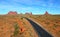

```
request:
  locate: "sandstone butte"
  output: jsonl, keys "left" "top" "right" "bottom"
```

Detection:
{"left": 44, "top": 11, "right": 51, "bottom": 15}
{"left": 8, "top": 11, "right": 17, "bottom": 15}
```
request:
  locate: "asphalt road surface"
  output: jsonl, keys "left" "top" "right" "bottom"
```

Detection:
{"left": 26, "top": 18, "right": 53, "bottom": 37}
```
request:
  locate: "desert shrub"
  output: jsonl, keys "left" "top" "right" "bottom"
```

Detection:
{"left": 21, "top": 17, "right": 23, "bottom": 20}
{"left": 55, "top": 21, "right": 58, "bottom": 23}
{"left": 54, "top": 24, "right": 59, "bottom": 28}
{"left": 21, "top": 17, "right": 23, "bottom": 19}
{"left": 13, "top": 23, "right": 19, "bottom": 36}
{"left": 45, "top": 22, "right": 50, "bottom": 25}
{"left": 58, "top": 31, "right": 60, "bottom": 35}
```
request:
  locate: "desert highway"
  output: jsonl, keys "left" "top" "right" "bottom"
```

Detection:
{"left": 25, "top": 18, "right": 53, "bottom": 37}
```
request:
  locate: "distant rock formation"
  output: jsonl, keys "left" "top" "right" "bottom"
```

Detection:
{"left": 25, "top": 12, "right": 32, "bottom": 15}
{"left": 8, "top": 11, "right": 17, "bottom": 15}
{"left": 45, "top": 11, "right": 50, "bottom": 15}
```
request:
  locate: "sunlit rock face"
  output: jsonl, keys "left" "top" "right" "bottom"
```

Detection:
{"left": 8, "top": 11, "right": 17, "bottom": 15}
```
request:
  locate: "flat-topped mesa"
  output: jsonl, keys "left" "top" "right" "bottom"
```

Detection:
{"left": 8, "top": 11, "right": 17, "bottom": 15}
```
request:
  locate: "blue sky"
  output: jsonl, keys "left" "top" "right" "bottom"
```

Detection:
{"left": 0, "top": 0, "right": 60, "bottom": 14}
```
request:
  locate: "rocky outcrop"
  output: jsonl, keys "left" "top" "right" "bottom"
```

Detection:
{"left": 25, "top": 12, "right": 32, "bottom": 15}
{"left": 8, "top": 11, "right": 17, "bottom": 15}
{"left": 45, "top": 11, "right": 49, "bottom": 15}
